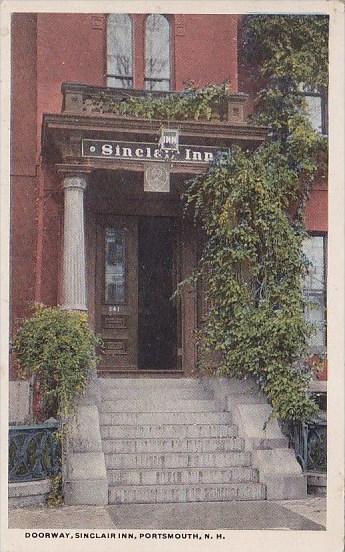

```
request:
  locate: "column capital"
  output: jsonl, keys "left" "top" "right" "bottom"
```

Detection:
{"left": 63, "top": 175, "right": 88, "bottom": 191}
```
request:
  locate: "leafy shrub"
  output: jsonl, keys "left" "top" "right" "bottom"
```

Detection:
{"left": 14, "top": 305, "right": 100, "bottom": 418}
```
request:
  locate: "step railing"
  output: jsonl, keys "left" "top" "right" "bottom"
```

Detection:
{"left": 284, "top": 415, "right": 327, "bottom": 473}
{"left": 9, "top": 422, "right": 61, "bottom": 482}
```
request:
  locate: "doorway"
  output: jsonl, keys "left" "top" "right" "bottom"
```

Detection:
{"left": 138, "top": 217, "right": 178, "bottom": 370}
{"left": 96, "top": 215, "right": 180, "bottom": 373}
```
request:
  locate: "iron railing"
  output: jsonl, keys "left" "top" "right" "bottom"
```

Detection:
{"left": 286, "top": 415, "right": 327, "bottom": 473}
{"left": 9, "top": 423, "right": 61, "bottom": 482}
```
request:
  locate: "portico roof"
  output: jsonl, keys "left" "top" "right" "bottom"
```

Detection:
{"left": 41, "top": 82, "right": 268, "bottom": 175}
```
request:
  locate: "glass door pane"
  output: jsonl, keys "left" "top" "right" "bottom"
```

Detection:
{"left": 105, "top": 227, "right": 126, "bottom": 304}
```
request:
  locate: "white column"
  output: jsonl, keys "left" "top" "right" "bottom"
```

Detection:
{"left": 62, "top": 174, "right": 87, "bottom": 311}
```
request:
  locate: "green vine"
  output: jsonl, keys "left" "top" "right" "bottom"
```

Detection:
{"left": 180, "top": 15, "right": 328, "bottom": 422}
{"left": 85, "top": 82, "right": 231, "bottom": 121}
{"left": 184, "top": 143, "right": 317, "bottom": 422}
{"left": 47, "top": 474, "right": 63, "bottom": 508}
{"left": 14, "top": 305, "right": 101, "bottom": 419}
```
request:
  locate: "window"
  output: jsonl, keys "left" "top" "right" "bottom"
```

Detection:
{"left": 145, "top": 14, "right": 171, "bottom": 91}
{"left": 107, "top": 14, "right": 133, "bottom": 88}
{"left": 300, "top": 85, "right": 328, "bottom": 135}
{"left": 303, "top": 235, "right": 327, "bottom": 354}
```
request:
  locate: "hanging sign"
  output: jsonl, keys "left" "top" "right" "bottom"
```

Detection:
{"left": 158, "top": 128, "right": 179, "bottom": 152}
{"left": 82, "top": 139, "right": 229, "bottom": 164}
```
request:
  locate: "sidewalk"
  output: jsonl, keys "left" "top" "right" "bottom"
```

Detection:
{"left": 9, "top": 497, "right": 326, "bottom": 531}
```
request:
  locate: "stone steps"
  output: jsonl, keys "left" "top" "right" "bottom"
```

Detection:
{"left": 109, "top": 482, "right": 266, "bottom": 504}
{"left": 107, "top": 466, "right": 259, "bottom": 485}
{"left": 102, "top": 437, "right": 244, "bottom": 454}
{"left": 100, "top": 399, "right": 222, "bottom": 413}
{"left": 100, "top": 423, "right": 238, "bottom": 439}
{"left": 98, "top": 377, "right": 266, "bottom": 504}
{"left": 99, "top": 378, "right": 203, "bottom": 388}
{"left": 105, "top": 451, "right": 252, "bottom": 469}
{"left": 100, "top": 411, "right": 232, "bottom": 426}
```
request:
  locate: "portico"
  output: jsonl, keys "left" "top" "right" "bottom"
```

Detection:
{"left": 42, "top": 82, "right": 267, "bottom": 376}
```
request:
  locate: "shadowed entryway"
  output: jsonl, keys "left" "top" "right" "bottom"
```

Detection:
{"left": 138, "top": 217, "right": 179, "bottom": 370}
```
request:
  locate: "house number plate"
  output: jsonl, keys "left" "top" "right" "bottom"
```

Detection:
{"left": 108, "top": 305, "right": 121, "bottom": 313}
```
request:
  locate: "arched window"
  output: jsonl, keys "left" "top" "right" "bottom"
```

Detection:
{"left": 145, "top": 15, "right": 171, "bottom": 91}
{"left": 107, "top": 14, "right": 133, "bottom": 88}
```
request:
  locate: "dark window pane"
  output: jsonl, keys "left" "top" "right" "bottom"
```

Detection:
{"left": 107, "top": 14, "right": 133, "bottom": 89}
{"left": 145, "top": 14, "right": 170, "bottom": 90}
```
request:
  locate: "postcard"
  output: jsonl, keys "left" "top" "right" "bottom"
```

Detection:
{"left": 0, "top": 1, "right": 344, "bottom": 551}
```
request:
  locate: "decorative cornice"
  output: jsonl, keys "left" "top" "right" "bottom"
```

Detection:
{"left": 42, "top": 112, "right": 268, "bottom": 150}
{"left": 55, "top": 158, "right": 208, "bottom": 176}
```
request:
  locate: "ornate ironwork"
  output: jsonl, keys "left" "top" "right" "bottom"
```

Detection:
{"left": 9, "top": 423, "right": 61, "bottom": 482}
{"left": 285, "top": 415, "right": 327, "bottom": 472}
{"left": 306, "top": 418, "right": 327, "bottom": 471}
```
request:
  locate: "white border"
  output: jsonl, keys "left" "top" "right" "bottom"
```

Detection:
{"left": 0, "top": 2, "right": 344, "bottom": 552}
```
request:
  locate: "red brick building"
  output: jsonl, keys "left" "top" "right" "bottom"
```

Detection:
{"left": 11, "top": 13, "right": 327, "bottom": 377}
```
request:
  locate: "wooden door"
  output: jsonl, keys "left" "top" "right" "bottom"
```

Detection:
{"left": 96, "top": 216, "right": 138, "bottom": 372}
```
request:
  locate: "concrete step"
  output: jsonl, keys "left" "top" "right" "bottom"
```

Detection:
{"left": 107, "top": 466, "right": 259, "bottom": 485}
{"left": 101, "top": 423, "right": 238, "bottom": 439}
{"left": 102, "top": 437, "right": 244, "bottom": 454}
{"left": 101, "top": 387, "right": 213, "bottom": 402}
{"left": 307, "top": 472, "right": 326, "bottom": 496}
{"left": 105, "top": 451, "right": 251, "bottom": 469}
{"left": 100, "top": 399, "right": 221, "bottom": 413}
{"left": 209, "top": 377, "right": 262, "bottom": 395}
{"left": 108, "top": 482, "right": 266, "bottom": 504}
{"left": 98, "top": 378, "right": 204, "bottom": 388}
{"left": 98, "top": 380, "right": 213, "bottom": 401}
{"left": 100, "top": 411, "right": 232, "bottom": 426}
{"left": 8, "top": 479, "right": 51, "bottom": 508}
{"left": 101, "top": 388, "right": 212, "bottom": 400}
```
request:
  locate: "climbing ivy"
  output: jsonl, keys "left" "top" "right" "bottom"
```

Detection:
{"left": 184, "top": 144, "right": 317, "bottom": 422}
{"left": 181, "top": 15, "right": 328, "bottom": 422}
{"left": 85, "top": 82, "right": 231, "bottom": 121}
{"left": 244, "top": 15, "right": 328, "bottom": 89}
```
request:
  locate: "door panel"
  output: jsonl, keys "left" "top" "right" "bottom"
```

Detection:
{"left": 96, "top": 217, "right": 138, "bottom": 371}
